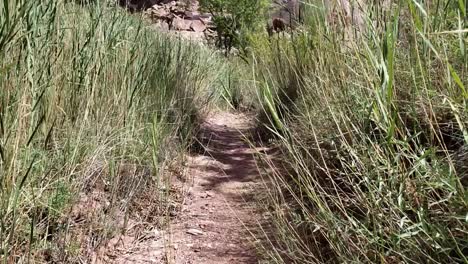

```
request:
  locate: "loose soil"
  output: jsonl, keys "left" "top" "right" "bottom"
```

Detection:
{"left": 168, "top": 111, "right": 263, "bottom": 264}
{"left": 99, "top": 111, "right": 265, "bottom": 263}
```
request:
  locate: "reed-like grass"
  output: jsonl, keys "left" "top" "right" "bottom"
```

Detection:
{"left": 0, "top": 0, "right": 231, "bottom": 261}
{"left": 248, "top": 0, "right": 467, "bottom": 263}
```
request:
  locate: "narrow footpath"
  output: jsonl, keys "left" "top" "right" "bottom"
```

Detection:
{"left": 168, "top": 112, "right": 263, "bottom": 264}
{"left": 101, "top": 112, "right": 265, "bottom": 264}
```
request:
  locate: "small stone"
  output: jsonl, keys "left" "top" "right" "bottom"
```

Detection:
{"left": 200, "top": 192, "right": 214, "bottom": 198}
{"left": 186, "top": 228, "right": 204, "bottom": 236}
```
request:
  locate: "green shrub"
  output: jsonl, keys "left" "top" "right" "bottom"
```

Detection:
{"left": 199, "top": 0, "right": 269, "bottom": 52}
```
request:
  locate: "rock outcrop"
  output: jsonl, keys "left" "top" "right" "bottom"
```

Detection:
{"left": 143, "top": 0, "right": 215, "bottom": 41}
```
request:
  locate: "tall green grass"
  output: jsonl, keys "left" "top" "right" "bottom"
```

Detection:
{"left": 0, "top": 0, "right": 229, "bottom": 261}
{"left": 248, "top": 0, "right": 467, "bottom": 263}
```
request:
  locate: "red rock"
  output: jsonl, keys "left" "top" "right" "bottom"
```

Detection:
{"left": 172, "top": 17, "right": 192, "bottom": 31}
{"left": 190, "top": 19, "right": 206, "bottom": 32}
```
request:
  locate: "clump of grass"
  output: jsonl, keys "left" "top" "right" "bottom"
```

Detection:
{"left": 0, "top": 0, "right": 229, "bottom": 261}
{"left": 248, "top": 0, "right": 467, "bottom": 263}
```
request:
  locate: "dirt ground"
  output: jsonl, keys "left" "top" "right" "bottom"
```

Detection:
{"left": 99, "top": 111, "right": 265, "bottom": 263}
{"left": 168, "top": 112, "right": 264, "bottom": 263}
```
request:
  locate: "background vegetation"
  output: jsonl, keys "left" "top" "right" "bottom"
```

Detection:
{"left": 245, "top": 0, "right": 467, "bottom": 263}
{"left": 1, "top": 0, "right": 466, "bottom": 263}
{"left": 0, "top": 0, "right": 235, "bottom": 261}
{"left": 199, "top": 0, "right": 269, "bottom": 53}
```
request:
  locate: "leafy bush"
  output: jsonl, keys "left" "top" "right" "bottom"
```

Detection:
{"left": 199, "top": 0, "right": 269, "bottom": 52}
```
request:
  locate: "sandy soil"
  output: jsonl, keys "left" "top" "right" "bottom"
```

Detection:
{"left": 167, "top": 112, "right": 262, "bottom": 264}
{"left": 99, "top": 111, "right": 264, "bottom": 264}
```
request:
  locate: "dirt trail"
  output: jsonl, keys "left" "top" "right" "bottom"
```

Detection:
{"left": 167, "top": 111, "right": 263, "bottom": 264}
{"left": 99, "top": 111, "right": 263, "bottom": 263}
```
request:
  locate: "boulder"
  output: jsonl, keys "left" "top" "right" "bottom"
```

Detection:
{"left": 190, "top": 19, "right": 206, "bottom": 32}
{"left": 172, "top": 16, "right": 192, "bottom": 31}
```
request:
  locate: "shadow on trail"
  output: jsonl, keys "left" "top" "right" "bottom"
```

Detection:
{"left": 192, "top": 122, "right": 261, "bottom": 195}
{"left": 177, "top": 113, "right": 278, "bottom": 264}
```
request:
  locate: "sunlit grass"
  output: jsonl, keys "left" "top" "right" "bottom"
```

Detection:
{"left": 247, "top": 0, "right": 467, "bottom": 263}
{"left": 0, "top": 0, "right": 233, "bottom": 261}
